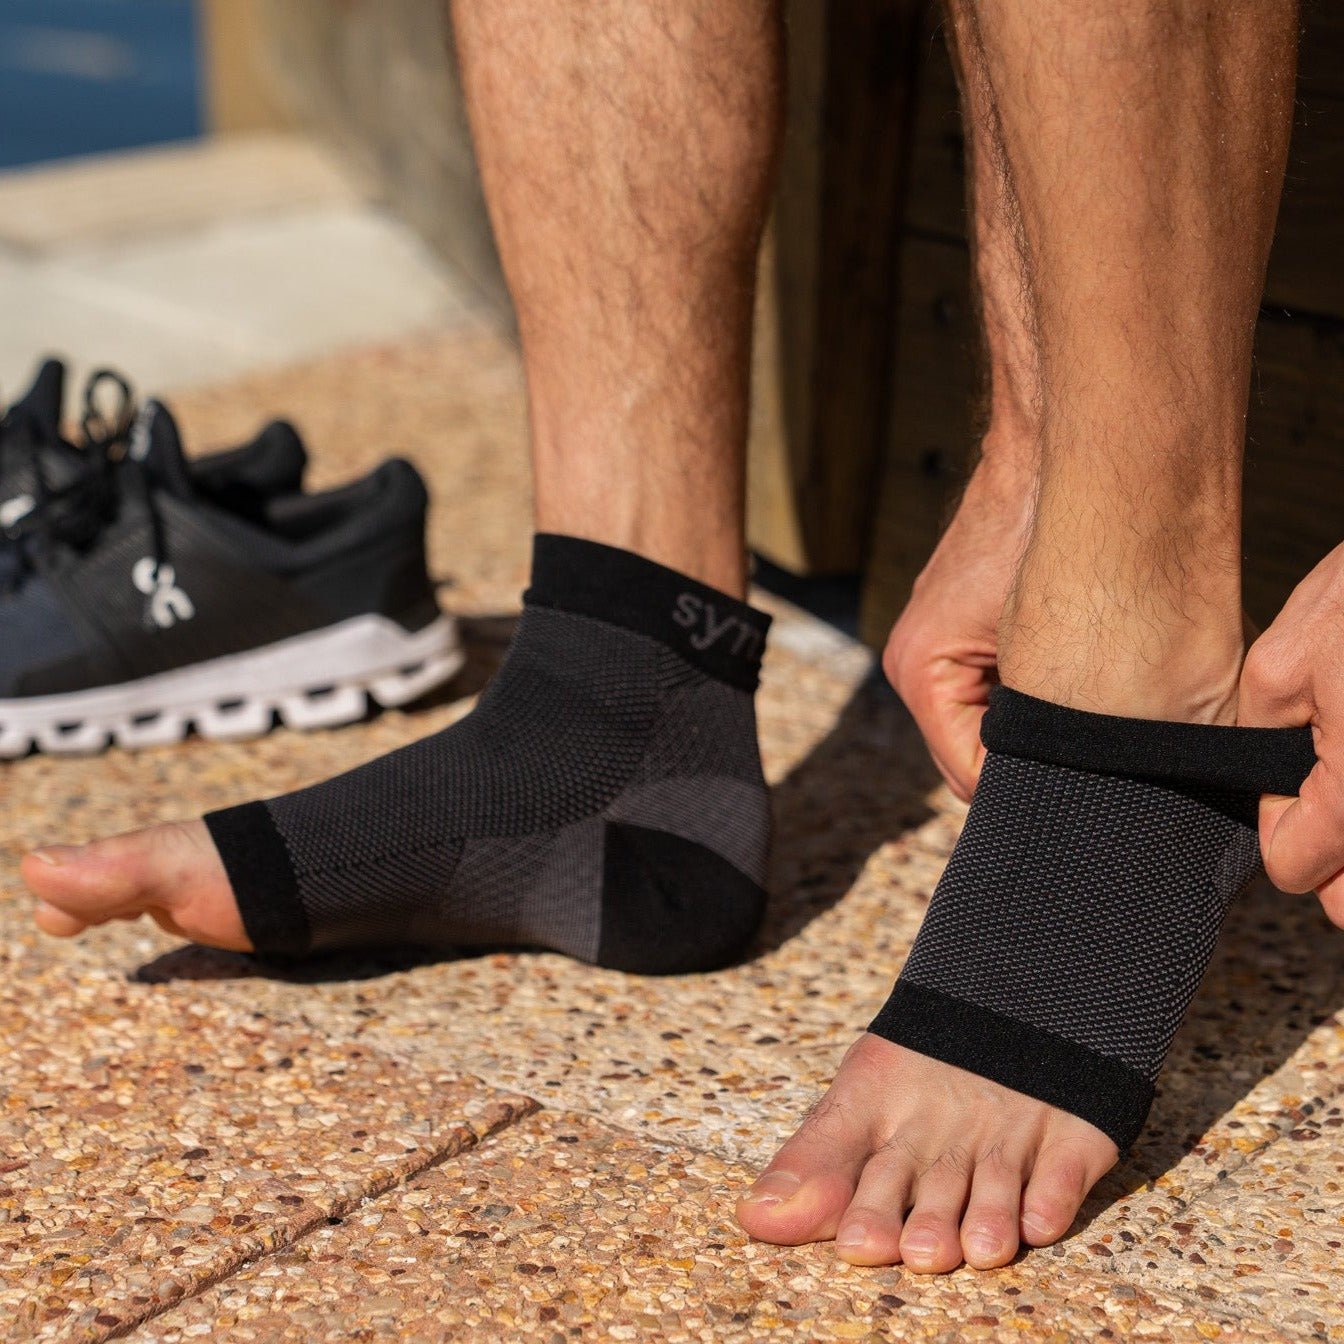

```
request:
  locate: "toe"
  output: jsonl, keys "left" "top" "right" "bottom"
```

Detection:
{"left": 22, "top": 822, "right": 249, "bottom": 950}
{"left": 960, "top": 1148, "right": 1025, "bottom": 1269}
{"left": 22, "top": 836, "right": 149, "bottom": 927}
{"left": 1020, "top": 1128, "right": 1117, "bottom": 1247}
{"left": 834, "top": 1145, "right": 914, "bottom": 1266}
{"left": 32, "top": 899, "right": 91, "bottom": 938}
{"left": 899, "top": 1153, "right": 973, "bottom": 1274}
{"left": 737, "top": 1063, "right": 877, "bottom": 1247}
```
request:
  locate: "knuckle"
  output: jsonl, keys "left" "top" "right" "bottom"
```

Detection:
{"left": 876, "top": 1130, "right": 925, "bottom": 1170}
{"left": 1033, "top": 1142, "right": 1094, "bottom": 1196}
{"left": 977, "top": 1141, "right": 1018, "bottom": 1180}
{"left": 1240, "top": 637, "right": 1298, "bottom": 711}
{"left": 880, "top": 638, "right": 905, "bottom": 694}
{"left": 881, "top": 634, "right": 921, "bottom": 703}
{"left": 798, "top": 1090, "right": 851, "bottom": 1143}
{"left": 1265, "top": 855, "right": 1313, "bottom": 896}
{"left": 928, "top": 1143, "right": 974, "bottom": 1180}
{"left": 1236, "top": 634, "right": 1300, "bottom": 720}
{"left": 902, "top": 1211, "right": 944, "bottom": 1241}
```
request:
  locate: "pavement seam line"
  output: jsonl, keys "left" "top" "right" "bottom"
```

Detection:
{"left": 84, "top": 1090, "right": 541, "bottom": 1344}
{"left": 131, "top": 975, "right": 1344, "bottom": 1321}
{"left": 1026, "top": 1263, "right": 1300, "bottom": 1344}
{"left": 1117, "top": 1064, "right": 1344, "bottom": 1232}
{"left": 118, "top": 1102, "right": 1304, "bottom": 1344}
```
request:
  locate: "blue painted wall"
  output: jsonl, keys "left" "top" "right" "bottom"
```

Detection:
{"left": 0, "top": 0, "right": 201, "bottom": 169}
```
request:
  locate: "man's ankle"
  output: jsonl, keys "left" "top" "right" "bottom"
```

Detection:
{"left": 998, "top": 588, "right": 1244, "bottom": 725}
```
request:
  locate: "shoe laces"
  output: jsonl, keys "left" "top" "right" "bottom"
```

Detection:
{"left": 1, "top": 370, "right": 166, "bottom": 595}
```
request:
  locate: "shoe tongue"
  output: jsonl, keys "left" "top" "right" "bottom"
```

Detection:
{"left": 10, "top": 358, "right": 65, "bottom": 434}
{"left": 127, "top": 399, "right": 195, "bottom": 499}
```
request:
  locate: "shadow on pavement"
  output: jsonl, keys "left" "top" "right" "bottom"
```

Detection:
{"left": 1085, "top": 875, "right": 1344, "bottom": 1221}
{"left": 755, "top": 670, "right": 941, "bottom": 953}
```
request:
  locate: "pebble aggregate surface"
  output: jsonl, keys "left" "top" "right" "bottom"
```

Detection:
{"left": 3, "top": 328, "right": 1343, "bottom": 1341}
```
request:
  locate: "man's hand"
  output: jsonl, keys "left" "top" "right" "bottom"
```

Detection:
{"left": 1239, "top": 543, "right": 1342, "bottom": 924}
{"left": 883, "top": 460, "right": 1033, "bottom": 802}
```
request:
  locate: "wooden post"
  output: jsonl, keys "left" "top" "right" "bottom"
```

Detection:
{"left": 199, "top": 0, "right": 293, "bottom": 134}
{"left": 748, "top": 0, "right": 929, "bottom": 576}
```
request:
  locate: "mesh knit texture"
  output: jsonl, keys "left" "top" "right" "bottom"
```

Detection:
{"left": 869, "top": 688, "right": 1316, "bottom": 1151}
{"left": 204, "top": 537, "right": 772, "bottom": 975}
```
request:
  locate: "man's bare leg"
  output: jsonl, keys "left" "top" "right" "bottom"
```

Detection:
{"left": 882, "top": 0, "right": 1041, "bottom": 802}
{"left": 457, "top": 0, "right": 780, "bottom": 597}
{"left": 20, "top": 0, "right": 783, "bottom": 944}
{"left": 740, "top": 0, "right": 1298, "bottom": 1272}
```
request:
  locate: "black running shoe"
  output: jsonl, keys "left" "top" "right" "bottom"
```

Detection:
{"left": 0, "top": 401, "right": 460, "bottom": 756}
{"left": 0, "top": 359, "right": 307, "bottom": 542}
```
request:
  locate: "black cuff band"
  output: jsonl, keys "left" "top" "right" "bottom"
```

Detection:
{"left": 869, "top": 980, "right": 1152, "bottom": 1152}
{"left": 524, "top": 533, "right": 771, "bottom": 690}
{"left": 203, "top": 802, "right": 310, "bottom": 956}
{"left": 983, "top": 686, "right": 1316, "bottom": 798}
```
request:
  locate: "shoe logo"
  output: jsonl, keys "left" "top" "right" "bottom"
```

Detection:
{"left": 672, "top": 592, "right": 762, "bottom": 658}
{"left": 127, "top": 404, "right": 155, "bottom": 462}
{"left": 132, "top": 557, "right": 195, "bottom": 629}
{"left": 0, "top": 493, "right": 34, "bottom": 530}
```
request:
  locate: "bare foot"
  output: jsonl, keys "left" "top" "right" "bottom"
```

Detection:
{"left": 737, "top": 1033, "right": 1117, "bottom": 1271}
{"left": 22, "top": 821, "right": 250, "bottom": 950}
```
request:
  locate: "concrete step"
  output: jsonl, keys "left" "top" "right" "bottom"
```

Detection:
{"left": 0, "top": 133, "right": 487, "bottom": 397}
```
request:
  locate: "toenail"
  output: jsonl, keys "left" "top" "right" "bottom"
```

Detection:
{"left": 966, "top": 1231, "right": 1002, "bottom": 1259}
{"left": 835, "top": 1223, "right": 868, "bottom": 1249}
{"left": 742, "top": 1171, "right": 802, "bottom": 1206}
{"left": 30, "top": 847, "right": 78, "bottom": 867}
{"left": 1022, "top": 1211, "right": 1054, "bottom": 1239}
{"left": 902, "top": 1230, "right": 939, "bottom": 1256}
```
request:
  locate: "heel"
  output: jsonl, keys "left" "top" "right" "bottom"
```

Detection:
{"left": 597, "top": 821, "right": 767, "bottom": 974}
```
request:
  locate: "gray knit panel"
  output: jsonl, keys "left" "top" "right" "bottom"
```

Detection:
{"left": 605, "top": 777, "right": 771, "bottom": 884}
{"left": 900, "top": 753, "right": 1262, "bottom": 1079}
{"left": 260, "top": 605, "right": 767, "bottom": 961}
{"left": 269, "top": 607, "right": 658, "bottom": 879}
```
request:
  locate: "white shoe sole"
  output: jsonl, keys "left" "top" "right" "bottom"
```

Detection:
{"left": 0, "top": 612, "right": 463, "bottom": 758}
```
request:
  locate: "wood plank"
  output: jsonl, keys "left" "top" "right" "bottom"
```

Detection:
{"left": 199, "top": 0, "right": 293, "bottom": 134}
{"left": 748, "top": 0, "right": 927, "bottom": 575}
{"left": 1243, "top": 312, "right": 1344, "bottom": 627}
{"left": 902, "top": 0, "right": 1344, "bottom": 319}
{"left": 903, "top": 11, "right": 964, "bottom": 244}
{"left": 1267, "top": 91, "right": 1344, "bottom": 317}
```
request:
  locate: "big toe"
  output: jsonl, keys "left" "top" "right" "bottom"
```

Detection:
{"left": 22, "top": 821, "right": 249, "bottom": 950}
{"left": 736, "top": 1100, "right": 870, "bottom": 1246}
{"left": 737, "top": 1165, "right": 859, "bottom": 1246}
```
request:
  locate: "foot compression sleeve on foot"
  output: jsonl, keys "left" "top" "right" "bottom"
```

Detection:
{"left": 203, "top": 534, "right": 773, "bottom": 973}
{"left": 869, "top": 687, "right": 1316, "bottom": 1151}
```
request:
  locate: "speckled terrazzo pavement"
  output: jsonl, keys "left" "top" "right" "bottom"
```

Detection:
{"left": 4, "top": 327, "right": 1344, "bottom": 1341}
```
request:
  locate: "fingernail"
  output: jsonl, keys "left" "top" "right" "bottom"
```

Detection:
{"left": 741, "top": 1171, "right": 802, "bottom": 1206}
{"left": 902, "top": 1231, "right": 939, "bottom": 1256}
{"left": 1021, "top": 1211, "right": 1053, "bottom": 1240}
{"left": 30, "top": 846, "right": 79, "bottom": 867}
{"left": 967, "top": 1231, "right": 1002, "bottom": 1259}
{"left": 835, "top": 1223, "right": 868, "bottom": 1249}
